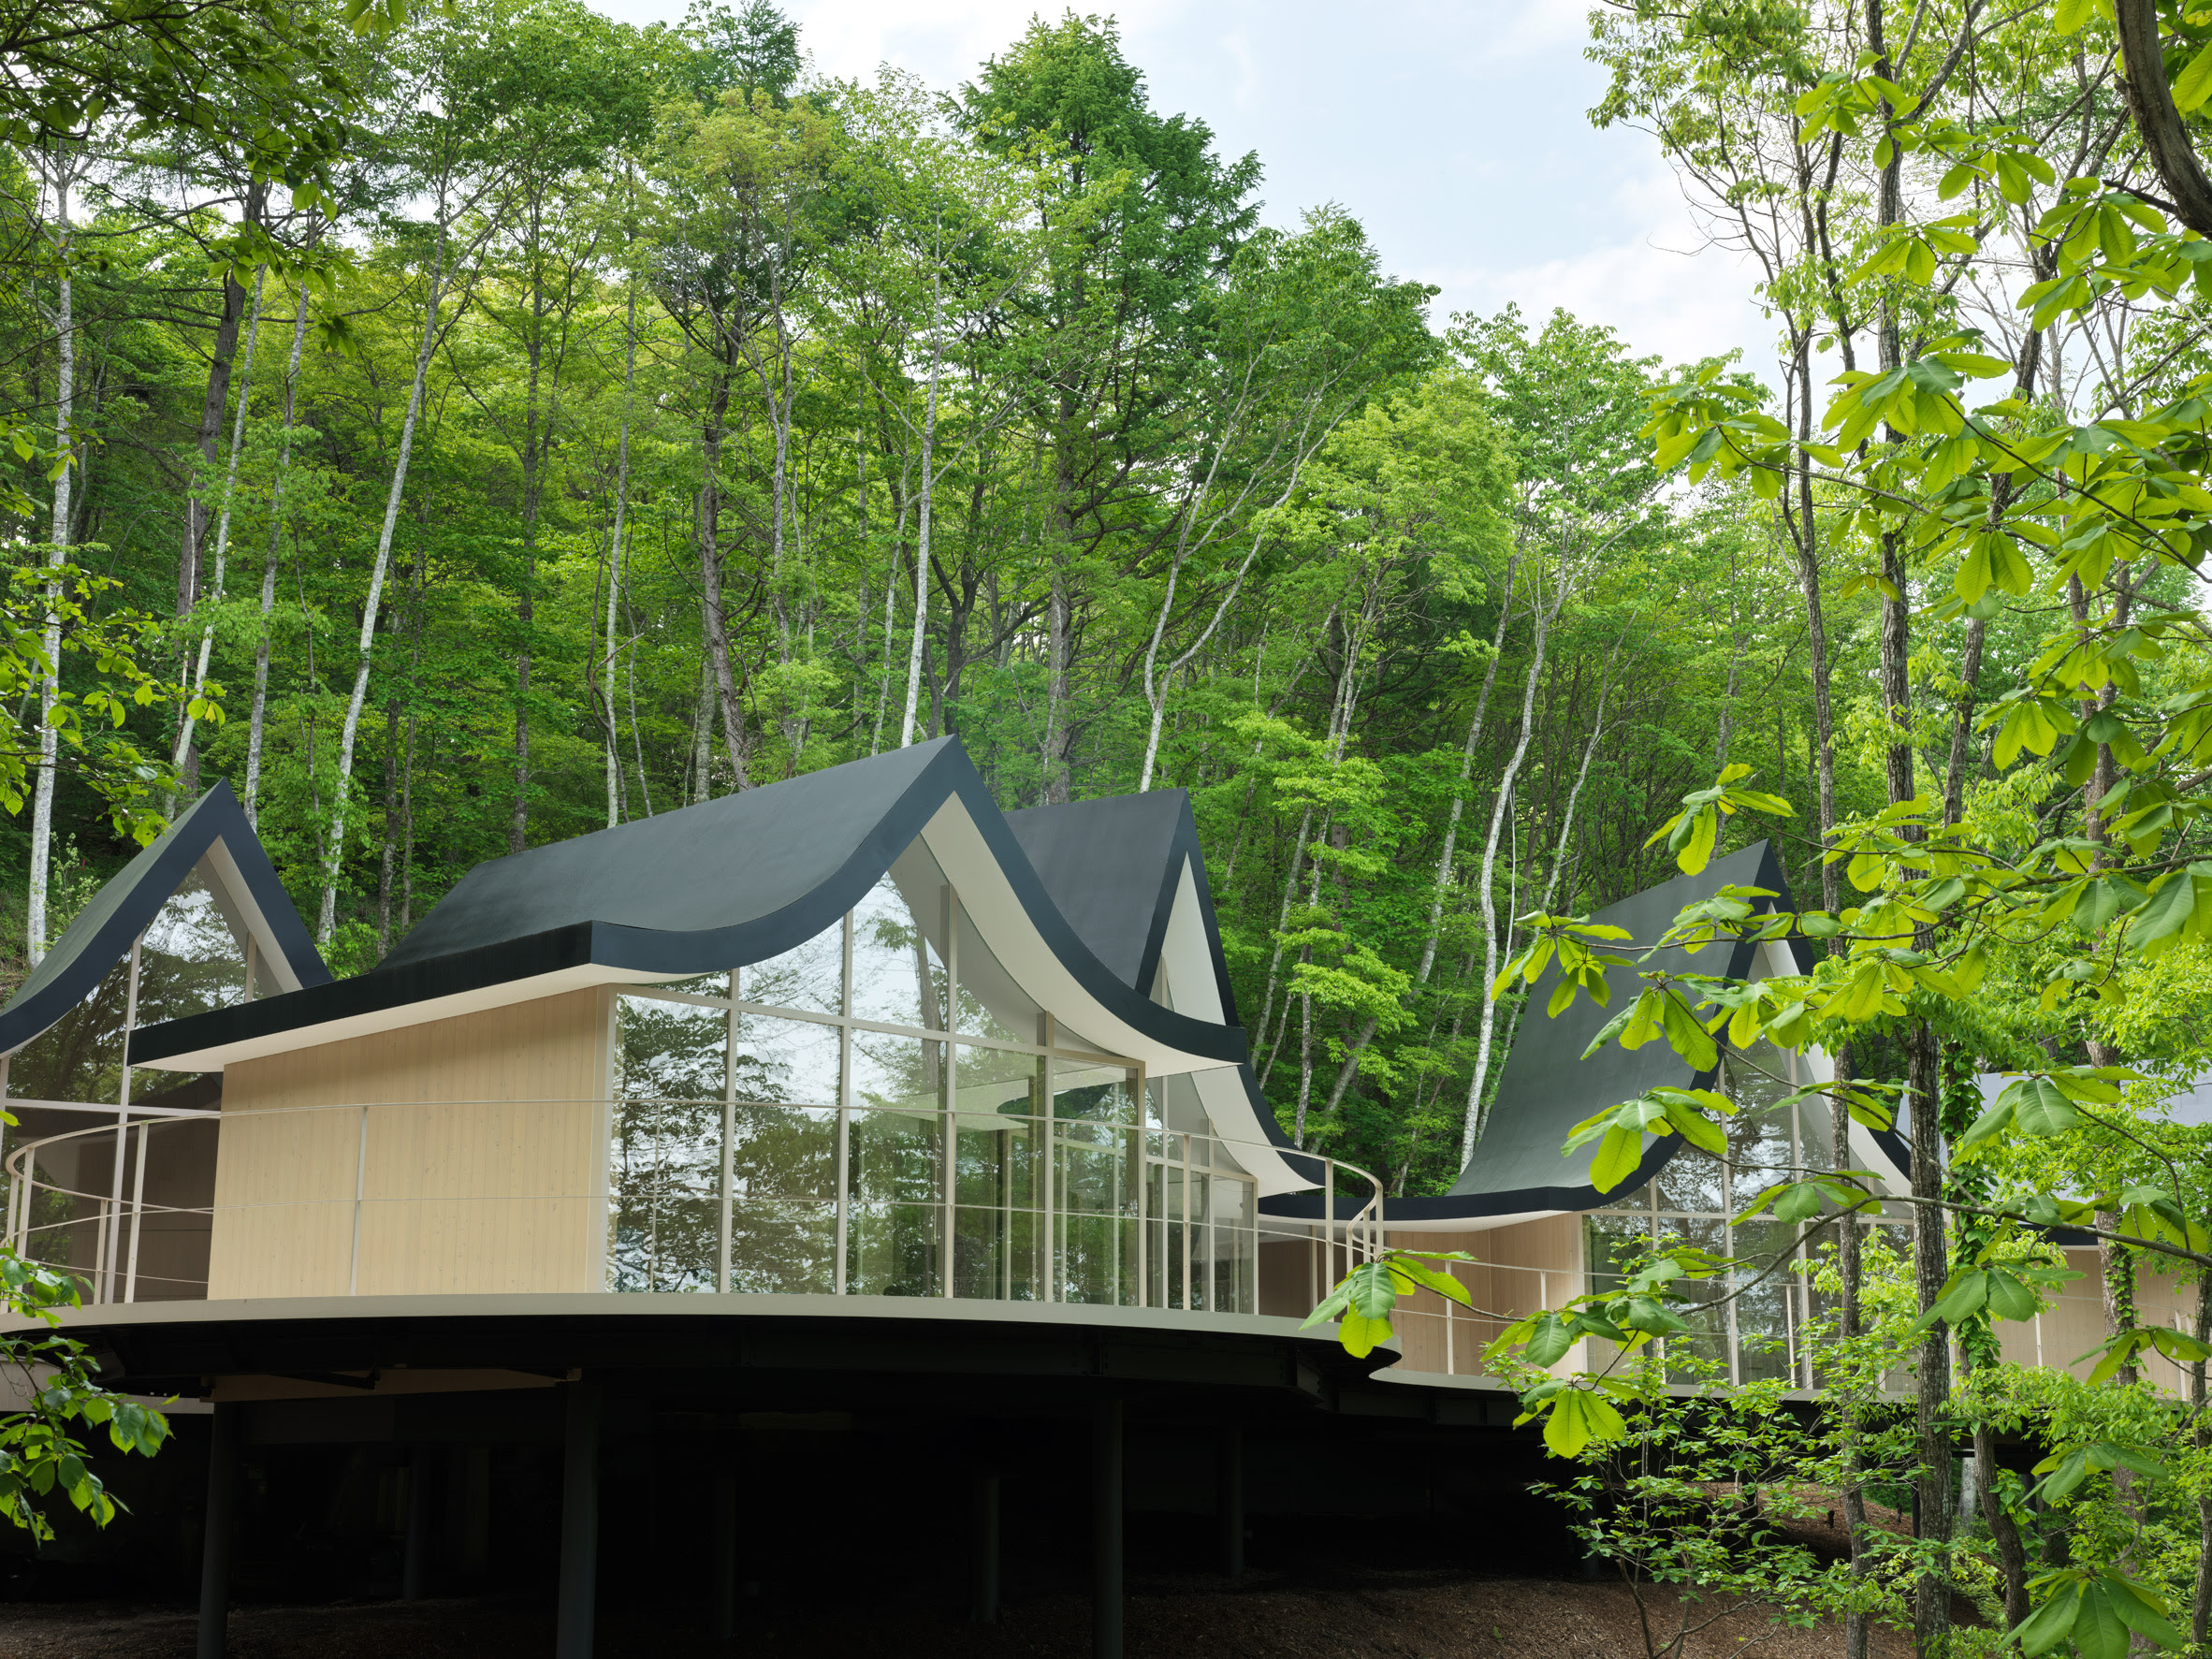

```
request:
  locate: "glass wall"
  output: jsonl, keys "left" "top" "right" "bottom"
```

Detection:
{"left": 3, "top": 861, "right": 266, "bottom": 1302}
{"left": 608, "top": 837, "right": 1259, "bottom": 1312}
{"left": 1583, "top": 1041, "right": 1876, "bottom": 1385}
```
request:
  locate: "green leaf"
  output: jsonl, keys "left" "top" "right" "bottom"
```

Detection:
{"left": 2016, "top": 1078, "right": 2085, "bottom": 1137}
{"left": 2176, "top": 39, "right": 2212, "bottom": 112}
{"left": 1587, "top": 1124, "right": 1645, "bottom": 1194}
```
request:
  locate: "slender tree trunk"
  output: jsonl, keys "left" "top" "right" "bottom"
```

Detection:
{"left": 604, "top": 281, "right": 638, "bottom": 828}
{"left": 1462, "top": 566, "right": 1564, "bottom": 1163}
{"left": 171, "top": 264, "right": 268, "bottom": 800}
{"left": 899, "top": 269, "right": 942, "bottom": 749}
{"left": 317, "top": 232, "right": 450, "bottom": 942}
{"left": 2191, "top": 1267, "right": 2211, "bottom": 1648}
{"left": 28, "top": 165, "right": 74, "bottom": 966}
{"left": 245, "top": 277, "right": 312, "bottom": 828}
{"left": 698, "top": 357, "right": 751, "bottom": 791}
{"left": 177, "top": 184, "right": 268, "bottom": 769}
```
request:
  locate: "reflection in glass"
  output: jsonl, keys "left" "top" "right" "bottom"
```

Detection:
{"left": 616, "top": 996, "right": 725, "bottom": 1102}
{"left": 7, "top": 957, "right": 130, "bottom": 1104}
{"left": 731, "top": 1200, "right": 837, "bottom": 1293}
{"left": 611, "top": 994, "right": 726, "bottom": 1292}
{"left": 847, "top": 1201, "right": 941, "bottom": 1296}
{"left": 134, "top": 871, "right": 253, "bottom": 1026}
{"left": 734, "top": 1013, "right": 839, "bottom": 1109}
{"left": 955, "top": 902, "right": 1041, "bottom": 1044}
{"left": 1655, "top": 1215, "right": 1731, "bottom": 1376}
{"left": 850, "top": 840, "right": 949, "bottom": 1030}
{"left": 741, "top": 923, "right": 842, "bottom": 1016}
{"left": 851, "top": 1031, "right": 943, "bottom": 1114}
{"left": 731, "top": 1102, "right": 837, "bottom": 1201}
{"left": 1654, "top": 1144, "right": 1725, "bottom": 1215}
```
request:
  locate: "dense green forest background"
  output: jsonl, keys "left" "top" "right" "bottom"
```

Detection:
{"left": 0, "top": 2, "right": 1902, "bottom": 1196}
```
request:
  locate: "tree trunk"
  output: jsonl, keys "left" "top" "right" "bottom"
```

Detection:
{"left": 317, "top": 231, "right": 450, "bottom": 943}
{"left": 698, "top": 357, "right": 751, "bottom": 791}
{"left": 899, "top": 269, "right": 942, "bottom": 749}
{"left": 28, "top": 166, "right": 74, "bottom": 967}
{"left": 604, "top": 281, "right": 638, "bottom": 827}
{"left": 172, "top": 264, "right": 268, "bottom": 801}
{"left": 1461, "top": 567, "right": 1563, "bottom": 1164}
{"left": 244, "top": 277, "right": 312, "bottom": 828}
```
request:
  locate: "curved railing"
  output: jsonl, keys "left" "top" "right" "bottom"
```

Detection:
{"left": 1, "top": 1099, "right": 1388, "bottom": 1321}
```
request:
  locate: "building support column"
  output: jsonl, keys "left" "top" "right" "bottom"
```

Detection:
{"left": 709, "top": 1469, "right": 737, "bottom": 1643}
{"left": 556, "top": 1381, "right": 602, "bottom": 1659}
{"left": 968, "top": 1469, "right": 1000, "bottom": 1625}
{"left": 1090, "top": 1397, "right": 1123, "bottom": 1659}
{"left": 196, "top": 1401, "right": 240, "bottom": 1659}
{"left": 403, "top": 1444, "right": 434, "bottom": 1601}
{"left": 1216, "top": 1421, "right": 1244, "bottom": 1579}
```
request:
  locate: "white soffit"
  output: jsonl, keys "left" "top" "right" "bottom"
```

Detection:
{"left": 1157, "top": 856, "right": 1224, "bottom": 1025}
{"left": 201, "top": 837, "right": 308, "bottom": 995}
{"left": 138, "top": 964, "right": 666, "bottom": 1071}
{"left": 921, "top": 801, "right": 1209, "bottom": 1074}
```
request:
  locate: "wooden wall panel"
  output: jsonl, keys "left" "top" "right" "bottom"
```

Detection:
{"left": 1991, "top": 1248, "right": 2197, "bottom": 1391}
{"left": 208, "top": 989, "right": 611, "bottom": 1299}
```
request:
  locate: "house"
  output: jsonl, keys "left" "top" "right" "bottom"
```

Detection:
{"left": 0, "top": 741, "right": 2169, "bottom": 1654}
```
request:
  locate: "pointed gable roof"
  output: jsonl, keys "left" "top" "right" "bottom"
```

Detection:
{"left": 0, "top": 780, "right": 328, "bottom": 1056}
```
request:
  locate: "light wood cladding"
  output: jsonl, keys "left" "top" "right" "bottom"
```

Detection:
{"left": 207, "top": 988, "right": 611, "bottom": 1299}
{"left": 1993, "top": 1247, "right": 2197, "bottom": 1390}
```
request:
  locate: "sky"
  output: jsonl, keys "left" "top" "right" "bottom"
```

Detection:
{"left": 589, "top": 0, "right": 1781, "bottom": 383}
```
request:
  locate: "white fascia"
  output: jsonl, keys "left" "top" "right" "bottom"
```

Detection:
{"left": 925, "top": 811, "right": 1315, "bottom": 1198}
{"left": 201, "top": 837, "right": 312, "bottom": 994}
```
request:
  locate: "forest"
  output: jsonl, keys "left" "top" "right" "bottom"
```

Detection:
{"left": 24, "top": 0, "right": 2212, "bottom": 1650}
{"left": 0, "top": 0, "right": 1824, "bottom": 1200}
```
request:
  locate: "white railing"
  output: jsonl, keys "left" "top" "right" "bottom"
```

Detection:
{"left": 0, "top": 1099, "right": 1388, "bottom": 1324}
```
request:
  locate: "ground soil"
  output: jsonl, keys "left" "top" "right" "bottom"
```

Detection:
{"left": 0, "top": 1569, "right": 1922, "bottom": 1659}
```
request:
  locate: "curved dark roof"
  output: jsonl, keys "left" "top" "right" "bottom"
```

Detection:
{"left": 1, "top": 780, "right": 328, "bottom": 1056}
{"left": 129, "top": 739, "right": 1248, "bottom": 1070}
{"left": 1259, "top": 838, "right": 1871, "bottom": 1225}
{"left": 1005, "top": 789, "right": 1239, "bottom": 1022}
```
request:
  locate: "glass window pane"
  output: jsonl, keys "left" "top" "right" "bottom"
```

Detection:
{"left": 851, "top": 840, "right": 949, "bottom": 1030}
{"left": 1654, "top": 1143, "right": 1724, "bottom": 1215}
{"left": 1052, "top": 1059, "right": 1137, "bottom": 1127}
{"left": 731, "top": 1101, "right": 837, "bottom": 1201}
{"left": 1654, "top": 1216, "right": 1730, "bottom": 1378}
{"left": 741, "top": 922, "right": 842, "bottom": 1017}
{"left": 134, "top": 867, "right": 251, "bottom": 1024}
{"left": 1057, "top": 1213, "right": 1137, "bottom": 1306}
{"left": 7, "top": 956, "right": 130, "bottom": 1104}
{"left": 1731, "top": 1215, "right": 1799, "bottom": 1382}
{"left": 731, "top": 1200, "right": 837, "bottom": 1293}
{"left": 733, "top": 1013, "right": 839, "bottom": 1108}
{"left": 955, "top": 902, "right": 1041, "bottom": 1044}
{"left": 849, "top": 1102, "right": 942, "bottom": 1206}
{"left": 953, "top": 1044, "right": 1041, "bottom": 1124}
{"left": 1056, "top": 1128, "right": 1137, "bottom": 1217}
{"left": 1796, "top": 1096, "right": 1836, "bottom": 1172}
{"left": 953, "top": 1203, "right": 1045, "bottom": 1301}
{"left": 953, "top": 1047, "right": 1041, "bottom": 1212}
{"left": 851, "top": 1031, "right": 943, "bottom": 1114}
{"left": 616, "top": 996, "right": 726, "bottom": 1101}
{"left": 846, "top": 1201, "right": 941, "bottom": 1296}
{"left": 1726, "top": 1106, "right": 1795, "bottom": 1211}
{"left": 607, "top": 1093, "right": 722, "bottom": 1293}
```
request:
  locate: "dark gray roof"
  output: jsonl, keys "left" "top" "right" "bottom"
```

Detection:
{"left": 1259, "top": 839, "right": 1831, "bottom": 1224}
{"left": 381, "top": 739, "right": 948, "bottom": 970}
{"left": 129, "top": 739, "right": 1248, "bottom": 1070}
{"left": 1443, "top": 841, "right": 1792, "bottom": 1207}
{"left": 1004, "top": 789, "right": 1239, "bottom": 1022}
{"left": 0, "top": 780, "right": 328, "bottom": 1055}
